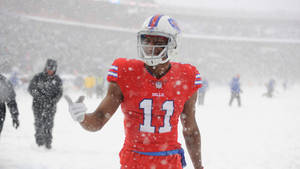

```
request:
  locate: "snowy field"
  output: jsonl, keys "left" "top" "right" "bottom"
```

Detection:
{"left": 0, "top": 85, "right": 299, "bottom": 169}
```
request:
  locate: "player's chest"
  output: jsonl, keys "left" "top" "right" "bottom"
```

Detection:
{"left": 122, "top": 74, "right": 189, "bottom": 102}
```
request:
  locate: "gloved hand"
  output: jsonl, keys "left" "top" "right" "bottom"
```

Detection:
{"left": 12, "top": 118, "right": 19, "bottom": 129}
{"left": 64, "top": 95, "right": 87, "bottom": 122}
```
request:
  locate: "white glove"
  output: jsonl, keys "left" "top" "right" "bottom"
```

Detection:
{"left": 64, "top": 95, "right": 87, "bottom": 122}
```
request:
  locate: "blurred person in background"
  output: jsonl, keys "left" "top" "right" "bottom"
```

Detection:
{"left": 9, "top": 71, "right": 19, "bottom": 89}
{"left": 197, "top": 78, "right": 208, "bottom": 105}
{"left": 28, "top": 59, "right": 63, "bottom": 149}
{"left": 95, "top": 75, "right": 105, "bottom": 98}
{"left": 282, "top": 80, "right": 288, "bottom": 91}
{"left": 73, "top": 75, "right": 84, "bottom": 91}
{"left": 65, "top": 14, "right": 204, "bottom": 169}
{"left": 229, "top": 74, "right": 242, "bottom": 107}
{"left": 263, "top": 78, "right": 276, "bottom": 98}
{"left": 84, "top": 75, "right": 96, "bottom": 98}
{"left": 0, "top": 74, "right": 19, "bottom": 136}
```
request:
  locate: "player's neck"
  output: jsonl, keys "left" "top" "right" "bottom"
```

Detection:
{"left": 145, "top": 62, "right": 171, "bottom": 79}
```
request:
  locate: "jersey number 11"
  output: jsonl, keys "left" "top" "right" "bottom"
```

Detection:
{"left": 139, "top": 99, "right": 174, "bottom": 133}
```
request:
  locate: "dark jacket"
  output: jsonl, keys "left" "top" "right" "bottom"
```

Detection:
{"left": 0, "top": 74, "right": 19, "bottom": 131}
{"left": 28, "top": 60, "right": 63, "bottom": 107}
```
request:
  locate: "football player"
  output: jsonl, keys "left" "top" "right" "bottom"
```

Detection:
{"left": 66, "top": 14, "right": 204, "bottom": 169}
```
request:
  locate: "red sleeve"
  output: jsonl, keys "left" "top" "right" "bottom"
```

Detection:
{"left": 106, "top": 58, "right": 127, "bottom": 83}
{"left": 193, "top": 67, "right": 203, "bottom": 91}
{"left": 186, "top": 64, "right": 203, "bottom": 97}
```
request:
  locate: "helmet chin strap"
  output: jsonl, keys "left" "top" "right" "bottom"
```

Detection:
{"left": 145, "top": 57, "right": 168, "bottom": 66}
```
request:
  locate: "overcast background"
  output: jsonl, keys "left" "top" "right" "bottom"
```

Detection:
{"left": 0, "top": 0, "right": 300, "bottom": 169}
{"left": 158, "top": 0, "right": 300, "bottom": 12}
{"left": 0, "top": 0, "right": 299, "bottom": 85}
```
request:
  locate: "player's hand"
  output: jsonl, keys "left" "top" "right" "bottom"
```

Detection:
{"left": 12, "top": 119, "right": 19, "bottom": 129}
{"left": 64, "top": 95, "right": 87, "bottom": 122}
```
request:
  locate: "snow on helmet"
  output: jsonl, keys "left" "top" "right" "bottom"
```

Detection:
{"left": 137, "top": 14, "right": 181, "bottom": 66}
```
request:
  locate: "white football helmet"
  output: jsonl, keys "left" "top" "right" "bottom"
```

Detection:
{"left": 137, "top": 14, "right": 181, "bottom": 66}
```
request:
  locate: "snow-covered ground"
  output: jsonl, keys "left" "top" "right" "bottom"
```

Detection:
{"left": 0, "top": 85, "right": 299, "bottom": 169}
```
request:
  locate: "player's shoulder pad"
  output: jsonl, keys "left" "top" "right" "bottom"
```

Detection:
{"left": 172, "top": 62, "right": 199, "bottom": 75}
{"left": 112, "top": 58, "right": 140, "bottom": 65}
{"left": 112, "top": 58, "right": 143, "bottom": 69}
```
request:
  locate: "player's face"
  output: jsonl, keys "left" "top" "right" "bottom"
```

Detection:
{"left": 141, "top": 35, "right": 169, "bottom": 56}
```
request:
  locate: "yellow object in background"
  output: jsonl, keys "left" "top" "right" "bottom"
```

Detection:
{"left": 84, "top": 76, "right": 96, "bottom": 89}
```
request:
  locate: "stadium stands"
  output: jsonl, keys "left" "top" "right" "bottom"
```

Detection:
{"left": 1, "top": 0, "right": 299, "bottom": 84}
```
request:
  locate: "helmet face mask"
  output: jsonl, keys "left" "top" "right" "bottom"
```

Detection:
{"left": 137, "top": 15, "right": 181, "bottom": 66}
{"left": 137, "top": 32, "right": 173, "bottom": 66}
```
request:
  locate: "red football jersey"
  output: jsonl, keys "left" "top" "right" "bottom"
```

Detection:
{"left": 107, "top": 58, "right": 202, "bottom": 152}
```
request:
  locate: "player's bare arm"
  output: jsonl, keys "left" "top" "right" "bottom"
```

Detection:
{"left": 181, "top": 91, "right": 203, "bottom": 169}
{"left": 80, "top": 82, "right": 123, "bottom": 131}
